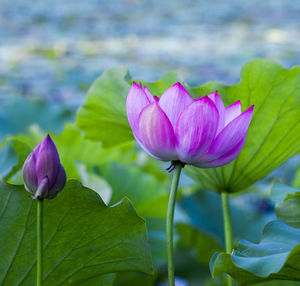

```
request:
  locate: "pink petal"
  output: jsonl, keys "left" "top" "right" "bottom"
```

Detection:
{"left": 35, "top": 135, "right": 60, "bottom": 186}
{"left": 144, "top": 86, "right": 156, "bottom": 103}
{"left": 175, "top": 97, "right": 219, "bottom": 164}
{"left": 207, "top": 91, "right": 225, "bottom": 134}
{"left": 126, "top": 82, "right": 151, "bottom": 137}
{"left": 225, "top": 100, "right": 241, "bottom": 126}
{"left": 159, "top": 82, "right": 192, "bottom": 128}
{"left": 138, "top": 102, "right": 176, "bottom": 161}
{"left": 33, "top": 142, "right": 41, "bottom": 158}
{"left": 32, "top": 176, "right": 49, "bottom": 199}
{"left": 200, "top": 105, "right": 254, "bottom": 163}
{"left": 22, "top": 152, "right": 38, "bottom": 193}
{"left": 48, "top": 164, "right": 66, "bottom": 198}
{"left": 194, "top": 137, "right": 246, "bottom": 168}
{"left": 134, "top": 135, "right": 161, "bottom": 160}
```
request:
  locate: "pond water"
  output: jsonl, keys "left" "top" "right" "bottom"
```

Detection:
{"left": 1, "top": 0, "right": 300, "bottom": 106}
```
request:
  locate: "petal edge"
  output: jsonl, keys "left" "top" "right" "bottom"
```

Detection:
{"left": 159, "top": 82, "right": 193, "bottom": 128}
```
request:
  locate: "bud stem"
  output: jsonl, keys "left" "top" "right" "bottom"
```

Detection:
{"left": 37, "top": 199, "right": 43, "bottom": 286}
{"left": 166, "top": 162, "right": 183, "bottom": 286}
{"left": 221, "top": 192, "right": 234, "bottom": 286}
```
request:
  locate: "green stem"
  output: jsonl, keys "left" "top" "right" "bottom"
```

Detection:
{"left": 221, "top": 192, "right": 234, "bottom": 286}
{"left": 166, "top": 162, "right": 183, "bottom": 286}
{"left": 37, "top": 199, "right": 43, "bottom": 286}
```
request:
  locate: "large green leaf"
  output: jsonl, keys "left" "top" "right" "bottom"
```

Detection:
{"left": 185, "top": 59, "right": 300, "bottom": 193}
{"left": 72, "top": 273, "right": 116, "bottom": 286}
{"left": 97, "top": 162, "right": 170, "bottom": 268}
{"left": 271, "top": 183, "right": 300, "bottom": 229}
{"left": 115, "top": 272, "right": 154, "bottom": 286}
{"left": 210, "top": 220, "right": 300, "bottom": 285}
{"left": 0, "top": 180, "right": 152, "bottom": 285}
{"left": 76, "top": 67, "right": 133, "bottom": 147}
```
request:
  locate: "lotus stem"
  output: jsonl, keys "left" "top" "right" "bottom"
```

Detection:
{"left": 166, "top": 162, "right": 183, "bottom": 286}
{"left": 37, "top": 199, "right": 43, "bottom": 286}
{"left": 221, "top": 192, "right": 234, "bottom": 286}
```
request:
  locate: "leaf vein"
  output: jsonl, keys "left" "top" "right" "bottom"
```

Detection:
{"left": 0, "top": 200, "right": 33, "bottom": 285}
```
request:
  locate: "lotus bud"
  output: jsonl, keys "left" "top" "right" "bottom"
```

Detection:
{"left": 22, "top": 134, "right": 66, "bottom": 199}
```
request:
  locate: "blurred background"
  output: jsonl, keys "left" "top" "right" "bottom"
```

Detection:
{"left": 1, "top": 1, "right": 300, "bottom": 285}
{"left": 1, "top": 0, "right": 300, "bottom": 107}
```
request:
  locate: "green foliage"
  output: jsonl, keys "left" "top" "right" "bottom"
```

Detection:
{"left": 210, "top": 183, "right": 300, "bottom": 285}
{"left": 185, "top": 59, "right": 300, "bottom": 193}
{"left": 11, "top": 124, "right": 135, "bottom": 180}
{"left": 176, "top": 223, "right": 222, "bottom": 264}
{"left": 210, "top": 221, "right": 300, "bottom": 286}
{"left": 115, "top": 272, "right": 154, "bottom": 286}
{"left": 0, "top": 139, "right": 32, "bottom": 181}
{"left": 276, "top": 197, "right": 300, "bottom": 229}
{"left": 271, "top": 183, "right": 300, "bottom": 203}
{"left": 271, "top": 183, "right": 300, "bottom": 229}
{"left": 2, "top": 60, "right": 300, "bottom": 285}
{"left": 0, "top": 180, "right": 152, "bottom": 285}
{"left": 205, "top": 277, "right": 300, "bottom": 286}
{"left": 53, "top": 124, "right": 134, "bottom": 179}
{"left": 99, "top": 163, "right": 169, "bottom": 217}
{"left": 179, "top": 190, "right": 271, "bottom": 243}
{"left": 76, "top": 68, "right": 182, "bottom": 148}
{"left": 0, "top": 97, "right": 73, "bottom": 139}
{"left": 133, "top": 71, "right": 183, "bottom": 97}
{"left": 0, "top": 143, "right": 18, "bottom": 178}
{"left": 76, "top": 60, "right": 300, "bottom": 193}
{"left": 76, "top": 67, "right": 133, "bottom": 147}
{"left": 97, "top": 162, "right": 170, "bottom": 268}
{"left": 293, "top": 167, "right": 300, "bottom": 188}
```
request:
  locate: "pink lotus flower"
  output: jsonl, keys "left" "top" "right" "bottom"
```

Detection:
{"left": 126, "top": 82, "right": 253, "bottom": 168}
